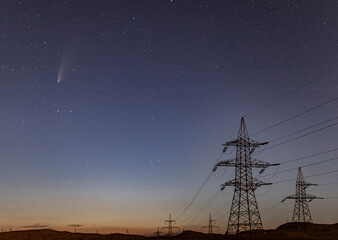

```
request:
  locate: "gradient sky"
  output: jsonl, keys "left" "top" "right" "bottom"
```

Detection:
{"left": 0, "top": 0, "right": 337, "bottom": 235}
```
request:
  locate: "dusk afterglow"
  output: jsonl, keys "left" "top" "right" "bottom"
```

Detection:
{"left": 0, "top": 0, "right": 337, "bottom": 235}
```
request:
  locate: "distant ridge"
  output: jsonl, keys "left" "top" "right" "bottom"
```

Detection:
{"left": 0, "top": 229, "right": 146, "bottom": 240}
{"left": 235, "top": 222, "right": 338, "bottom": 240}
{"left": 0, "top": 223, "right": 337, "bottom": 240}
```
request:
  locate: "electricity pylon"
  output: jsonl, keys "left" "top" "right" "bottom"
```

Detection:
{"left": 213, "top": 117, "right": 279, "bottom": 234}
{"left": 154, "top": 227, "right": 162, "bottom": 237}
{"left": 202, "top": 213, "right": 219, "bottom": 234}
{"left": 162, "top": 214, "right": 179, "bottom": 236}
{"left": 282, "top": 167, "right": 323, "bottom": 223}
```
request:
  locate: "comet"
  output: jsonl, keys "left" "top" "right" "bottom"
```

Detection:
{"left": 57, "top": 75, "right": 61, "bottom": 83}
{"left": 57, "top": 62, "right": 65, "bottom": 83}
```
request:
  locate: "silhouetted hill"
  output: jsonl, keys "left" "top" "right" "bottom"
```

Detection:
{"left": 0, "top": 223, "right": 337, "bottom": 240}
{"left": 0, "top": 229, "right": 145, "bottom": 240}
{"left": 152, "top": 230, "right": 224, "bottom": 240}
{"left": 233, "top": 222, "right": 338, "bottom": 240}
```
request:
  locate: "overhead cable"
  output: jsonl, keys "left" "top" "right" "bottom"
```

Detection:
{"left": 251, "top": 95, "right": 338, "bottom": 136}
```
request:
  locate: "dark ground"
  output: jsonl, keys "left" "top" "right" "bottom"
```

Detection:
{"left": 0, "top": 223, "right": 337, "bottom": 240}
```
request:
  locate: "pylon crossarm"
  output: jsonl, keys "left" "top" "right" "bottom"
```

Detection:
{"left": 251, "top": 158, "right": 280, "bottom": 169}
{"left": 223, "top": 139, "right": 267, "bottom": 147}
{"left": 253, "top": 178, "right": 272, "bottom": 186}
{"left": 251, "top": 182, "right": 272, "bottom": 191}
{"left": 223, "top": 140, "right": 239, "bottom": 146}
{"left": 305, "top": 194, "right": 323, "bottom": 201}
{"left": 281, "top": 195, "right": 297, "bottom": 202}
{"left": 165, "top": 220, "right": 176, "bottom": 224}
{"left": 214, "top": 158, "right": 278, "bottom": 172}
{"left": 224, "top": 138, "right": 251, "bottom": 147}
{"left": 220, "top": 176, "right": 271, "bottom": 191}
{"left": 220, "top": 179, "right": 236, "bottom": 190}
{"left": 303, "top": 181, "right": 318, "bottom": 187}
{"left": 213, "top": 159, "right": 236, "bottom": 171}
{"left": 249, "top": 139, "right": 269, "bottom": 147}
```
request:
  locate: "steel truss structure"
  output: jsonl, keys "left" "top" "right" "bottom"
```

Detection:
{"left": 213, "top": 117, "right": 279, "bottom": 234}
{"left": 162, "top": 214, "right": 179, "bottom": 236}
{"left": 282, "top": 167, "right": 323, "bottom": 223}
{"left": 202, "top": 213, "right": 219, "bottom": 234}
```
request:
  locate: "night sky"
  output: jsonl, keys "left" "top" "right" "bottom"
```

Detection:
{"left": 0, "top": 0, "right": 337, "bottom": 235}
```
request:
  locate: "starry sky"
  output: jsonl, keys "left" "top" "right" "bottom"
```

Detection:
{"left": 0, "top": 0, "right": 337, "bottom": 235}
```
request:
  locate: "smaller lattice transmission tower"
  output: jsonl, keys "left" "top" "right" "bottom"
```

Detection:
{"left": 154, "top": 227, "right": 162, "bottom": 237}
{"left": 162, "top": 214, "right": 179, "bottom": 236}
{"left": 282, "top": 167, "right": 323, "bottom": 223}
{"left": 202, "top": 213, "right": 219, "bottom": 234}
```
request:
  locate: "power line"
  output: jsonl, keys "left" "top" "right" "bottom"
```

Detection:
{"left": 177, "top": 152, "right": 224, "bottom": 221}
{"left": 244, "top": 65, "right": 338, "bottom": 117}
{"left": 256, "top": 184, "right": 274, "bottom": 196}
{"left": 213, "top": 199, "right": 232, "bottom": 218}
{"left": 281, "top": 147, "right": 338, "bottom": 165}
{"left": 261, "top": 202, "right": 282, "bottom": 213}
{"left": 212, "top": 167, "right": 227, "bottom": 178}
{"left": 270, "top": 116, "right": 338, "bottom": 143}
{"left": 303, "top": 169, "right": 338, "bottom": 179}
{"left": 260, "top": 157, "right": 338, "bottom": 178}
{"left": 217, "top": 209, "right": 230, "bottom": 222}
{"left": 251, "top": 95, "right": 338, "bottom": 136}
{"left": 274, "top": 169, "right": 338, "bottom": 184}
{"left": 177, "top": 171, "right": 213, "bottom": 221}
{"left": 258, "top": 165, "right": 281, "bottom": 181}
{"left": 265, "top": 207, "right": 293, "bottom": 222}
{"left": 318, "top": 182, "right": 338, "bottom": 186}
{"left": 256, "top": 121, "right": 338, "bottom": 153}
{"left": 256, "top": 147, "right": 338, "bottom": 178}
{"left": 186, "top": 190, "right": 221, "bottom": 224}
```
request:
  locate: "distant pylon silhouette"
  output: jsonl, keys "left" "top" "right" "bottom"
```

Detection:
{"left": 202, "top": 213, "right": 219, "bottom": 234}
{"left": 213, "top": 117, "right": 279, "bottom": 234}
{"left": 154, "top": 227, "right": 162, "bottom": 237}
{"left": 161, "top": 214, "right": 179, "bottom": 236}
{"left": 282, "top": 167, "right": 323, "bottom": 223}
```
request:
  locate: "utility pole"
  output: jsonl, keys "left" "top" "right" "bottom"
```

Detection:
{"left": 282, "top": 167, "right": 323, "bottom": 223}
{"left": 202, "top": 213, "right": 219, "bottom": 234}
{"left": 162, "top": 214, "right": 179, "bottom": 236}
{"left": 213, "top": 117, "right": 279, "bottom": 234}
{"left": 154, "top": 227, "right": 162, "bottom": 237}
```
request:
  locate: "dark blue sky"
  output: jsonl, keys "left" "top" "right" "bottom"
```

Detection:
{"left": 0, "top": 0, "right": 337, "bottom": 234}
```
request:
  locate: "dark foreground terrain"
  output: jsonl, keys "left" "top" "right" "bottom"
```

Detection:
{"left": 0, "top": 223, "right": 337, "bottom": 240}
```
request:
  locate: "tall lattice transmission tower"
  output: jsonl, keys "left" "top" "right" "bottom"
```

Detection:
{"left": 213, "top": 117, "right": 279, "bottom": 234}
{"left": 202, "top": 213, "right": 219, "bottom": 234}
{"left": 282, "top": 167, "right": 323, "bottom": 223}
{"left": 162, "top": 214, "right": 179, "bottom": 236}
